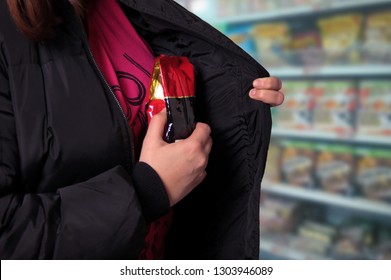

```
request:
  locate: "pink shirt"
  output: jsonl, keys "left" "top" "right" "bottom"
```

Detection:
{"left": 88, "top": 0, "right": 154, "bottom": 157}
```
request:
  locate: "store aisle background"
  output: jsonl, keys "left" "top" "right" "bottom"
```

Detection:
{"left": 174, "top": 0, "right": 391, "bottom": 260}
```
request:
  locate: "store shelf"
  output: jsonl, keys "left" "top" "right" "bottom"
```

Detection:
{"left": 271, "top": 128, "right": 391, "bottom": 146}
{"left": 262, "top": 182, "right": 391, "bottom": 217}
{"left": 212, "top": 0, "right": 391, "bottom": 25}
{"left": 268, "top": 65, "right": 391, "bottom": 78}
{"left": 260, "top": 237, "right": 327, "bottom": 260}
{"left": 354, "top": 135, "right": 391, "bottom": 146}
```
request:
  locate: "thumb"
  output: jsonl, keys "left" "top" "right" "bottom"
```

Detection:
{"left": 145, "top": 109, "right": 167, "bottom": 142}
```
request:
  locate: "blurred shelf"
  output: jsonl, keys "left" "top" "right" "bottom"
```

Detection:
{"left": 354, "top": 134, "right": 391, "bottom": 145}
{"left": 260, "top": 237, "right": 327, "bottom": 260}
{"left": 262, "top": 182, "right": 391, "bottom": 217}
{"left": 268, "top": 65, "right": 391, "bottom": 78}
{"left": 271, "top": 128, "right": 391, "bottom": 146}
{"left": 212, "top": 0, "right": 391, "bottom": 25}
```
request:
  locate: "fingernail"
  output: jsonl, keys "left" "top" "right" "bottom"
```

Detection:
{"left": 249, "top": 89, "right": 256, "bottom": 96}
{"left": 254, "top": 80, "right": 263, "bottom": 87}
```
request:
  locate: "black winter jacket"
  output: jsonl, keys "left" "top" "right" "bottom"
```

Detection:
{"left": 0, "top": 0, "right": 271, "bottom": 259}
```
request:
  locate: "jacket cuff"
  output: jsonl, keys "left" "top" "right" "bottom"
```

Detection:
{"left": 132, "top": 162, "right": 170, "bottom": 223}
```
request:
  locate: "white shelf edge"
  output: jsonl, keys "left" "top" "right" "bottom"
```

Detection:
{"left": 261, "top": 182, "right": 391, "bottom": 217}
{"left": 271, "top": 128, "right": 391, "bottom": 146}
{"left": 268, "top": 65, "right": 391, "bottom": 78}
{"left": 354, "top": 135, "right": 391, "bottom": 145}
{"left": 211, "top": 0, "right": 391, "bottom": 25}
{"left": 260, "top": 238, "right": 327, "bottom": 260}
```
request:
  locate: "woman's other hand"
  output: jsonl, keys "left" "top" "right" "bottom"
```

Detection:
{"left": 139, "top": 110, "right": 212, "bottom": 206}
{"left": 249, "top": 76, "right": 284, "bottom": 106}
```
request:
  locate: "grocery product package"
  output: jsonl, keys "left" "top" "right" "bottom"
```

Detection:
{"left": 250, "top": 22, "right": 291, "bottom": 67}
{"left": 146, "top": 54, "right": 196, "bottom": 143}
{"left": 333, "top": 219, "right": 374, "bottom": 260}
{"left": 279, "top": 140, "right": 315, "bottom": 188}
{"left": 357, "top": 80, "right": 391, "bottom": 137}
{"left": 362, "top": 11, "right": 391, "bottom": 64}
{"left": 314, "top": 143, "right": 355, "bottom": 195}
{"left": 318, "top": 13, "right": 362, "bottom": 65}
{"left": 312, "top": 80, "right": 356, "bottom": 136}
{"left": 296, "top": 220, "right": 336, "bottom": 255}
{"left": 291, "top": 30, "right": 323, "bottom": 67}
{"left": 274, "top": 81, "right": 314, "bottom": 130}
{"left": 260, "top": 196, "right": 299, "bottom": 234}
{"left": 355, "top": 148, "right": 391, "bottom": 203}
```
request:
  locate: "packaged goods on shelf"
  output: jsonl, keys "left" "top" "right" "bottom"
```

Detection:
{"left": 290, "top": 29, "right": 323, "bottom": 67}
{"left": 362, "top": 11, "right": 391, "bottom": 64}
{"left": 250, "top": 22, "right": 291, "bottom": 67}
{"left": 260, "top": 197, "right": 391, "bottom": 259}
{"left": 314, "top": 143, "right": 355, "bottom": 195}
{"left": 287, "top": 17, "right": 324, "bottom": 67}
{"left": 357, "top": 80, "right": 391, "bottom": 137}
{"left": 317, "top": 13, "right": 362, "bottom": 65}
{"left": 280, "top": 140, "right": 315, "bottom": 188}
{"left": 295, "top": 220, "right": 336, "bottom": 255}
{"left": 312, "top": 80, "right": 356, "bottom": 136}
{"left": 333, "top": 219, "right": 374, "bottom": 259}
{"left": 219, "top": 9, "right": 391, "bottom": 68}
{"left": 274, "top": 81, "right": 314, "bottom": 130}
{"left": 355, "top": 147, "right": 391, "bottom": 203}
{"left": 260, "top": 196, "right": 300, "bottom": 233}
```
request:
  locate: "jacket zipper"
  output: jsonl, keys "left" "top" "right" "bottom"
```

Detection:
{"left": 79, "top": 26, "right": 136, "bottom": 167}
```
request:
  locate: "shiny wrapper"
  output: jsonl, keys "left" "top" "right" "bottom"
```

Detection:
{"left": 146, "top": 54, "right": 196, "bottom": 143}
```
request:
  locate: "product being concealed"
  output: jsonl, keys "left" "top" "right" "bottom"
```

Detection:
{"left": 146, "top": 54, "right": 196, "bottom": 142}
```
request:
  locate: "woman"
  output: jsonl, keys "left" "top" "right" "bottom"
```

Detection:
{"left": 0, "top": 0, "right": 284, "bottom": 259}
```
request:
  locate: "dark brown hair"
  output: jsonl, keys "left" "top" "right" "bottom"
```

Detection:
{"left": 7, "top": 0, "right": 90, "bottom": 41}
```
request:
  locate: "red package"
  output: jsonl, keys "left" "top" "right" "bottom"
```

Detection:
{"left": 146, "top": 54, "right": 196, "bottom": 143}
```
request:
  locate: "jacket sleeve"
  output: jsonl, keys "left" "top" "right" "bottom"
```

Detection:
{"left": 0, "top": 43, "right": 169, "bottom": 260}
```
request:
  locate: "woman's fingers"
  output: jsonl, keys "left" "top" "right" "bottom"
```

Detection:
{"left": 249, "top": 88, "right": 284, "bottom": 106}
{"left": 144, "top": 109, "right": 167, "bottom": 143}
{"left": 253, "top": 77, "right": 282, "bottom": 90}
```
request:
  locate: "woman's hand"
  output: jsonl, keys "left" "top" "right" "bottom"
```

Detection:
{"left": 249, "top": 76, "right": 284, "bottom": 106}
{"left": 139, "top": 110, "right": 212, "bottom": 206}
